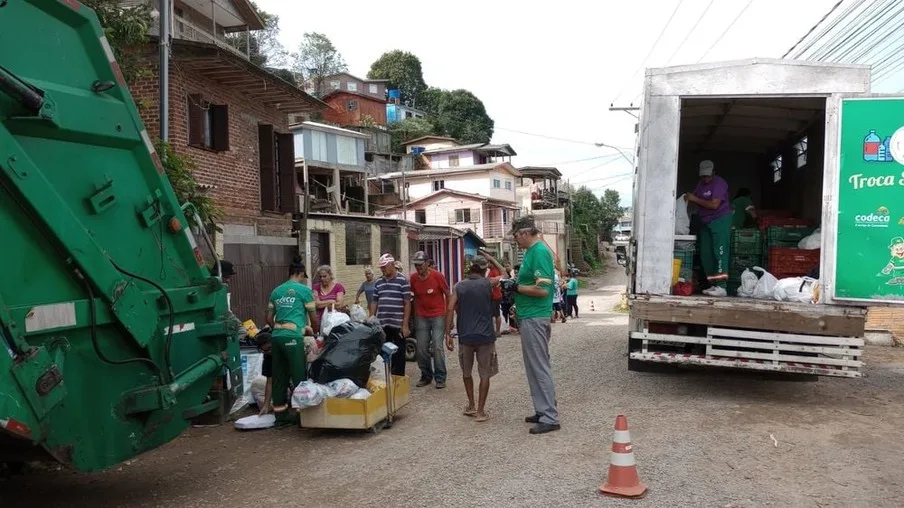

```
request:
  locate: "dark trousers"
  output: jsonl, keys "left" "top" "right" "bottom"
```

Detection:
{"left": 500, "top": 301, "right": 512, "bottom": 325}
{"left": 384, "top": 325, "right": 406, "bottom": 376}
{"left": 566, "top": 295, "right": 579, "bottom": 318}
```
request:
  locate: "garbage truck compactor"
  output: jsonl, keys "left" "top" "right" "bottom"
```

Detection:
{"left": 0, "top": 1, "right": 241, "bottom": 472}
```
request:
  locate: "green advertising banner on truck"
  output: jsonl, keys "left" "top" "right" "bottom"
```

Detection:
{"left": 836, "top": 98, "right": 904, "bottom": 301}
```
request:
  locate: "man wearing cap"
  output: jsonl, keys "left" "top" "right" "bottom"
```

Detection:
{"left": 685, "top": 160, "right": 732, "bottom": 297}
{"left": 510, "top": 215, "right": 561, "bottom": 434}
{"left": 371, "top": 253, "right": 412, "bottom": 376}
{"left": 445, "top": 256, "right": 499, "bottom": 422}
{"left": 410, "top": 251, "right": 451, "bottom": 388}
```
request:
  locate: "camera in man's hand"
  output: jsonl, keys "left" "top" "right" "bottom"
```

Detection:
{"left": 499, "top": 278, "right": 519, "bottom": 296}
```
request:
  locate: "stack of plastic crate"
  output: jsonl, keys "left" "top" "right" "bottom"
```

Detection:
{"left": 728, "top": 228, "right": 763, "bottom": 295}
{"left": 764, "top": 225, "right": 816, "bottom": 267}
{"left": 673, "top": 241, "right": 695, "bottom": 282}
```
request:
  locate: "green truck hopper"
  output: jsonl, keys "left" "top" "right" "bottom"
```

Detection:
{"left": 0, "top": 1, "right": 241, "bottom": 472}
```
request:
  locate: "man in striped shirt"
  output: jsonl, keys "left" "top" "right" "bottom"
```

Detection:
{"left": 370, "top": 253, "right": 411, "bottom": 376}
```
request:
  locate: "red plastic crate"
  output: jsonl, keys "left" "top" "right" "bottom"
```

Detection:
{"left": 757, "top": 209, "right": 792, "bottom": 219}
{"left": 768, "top": 248, "right": 820, "bottom": 277}
{"left": 758, "top": 216, "right": 812, "bottom": 231}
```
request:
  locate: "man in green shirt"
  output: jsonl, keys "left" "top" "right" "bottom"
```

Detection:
{"left": 510, "top": 216, "right": 560, "bottom": 434}
{"left": 731, "top": 188, "right": 757, "bottom": 229}
{"left": 266, "top": 259, "right": 317, "bottom": 427}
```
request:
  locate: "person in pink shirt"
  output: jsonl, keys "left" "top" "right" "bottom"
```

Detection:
{"left": 313, "top": 265, "right": 346, "bottom": 325}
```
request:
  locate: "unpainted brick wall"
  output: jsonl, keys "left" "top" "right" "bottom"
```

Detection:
{"left": 866, "top": 307, "right": 904, "bottom": 340}
{"left": 128, "top": 48, "right": 293, "bottom": 235}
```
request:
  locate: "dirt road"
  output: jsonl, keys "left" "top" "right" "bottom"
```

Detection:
{"left": 4, "top": 268, "right": 904, "bottom": 507}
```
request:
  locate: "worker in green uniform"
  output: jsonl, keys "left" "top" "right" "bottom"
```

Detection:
{"left": 685, "top": 160, "right": 732, "bottom": 297}
{"left": 731, "top": 188, "right": 757, "bottom": 229}
{"left": 266, "top": 258, "right": 317, "bottom": 428}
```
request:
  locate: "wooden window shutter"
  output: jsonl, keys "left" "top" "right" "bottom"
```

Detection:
{"left": 258, "top": 124, "right": 276, "bottom": 211}
{"left": 277, "top": 132, "right": 296, "bottom": 214}
{"left": 212, "top": 104, "right": 230, "bottom": 151}
{"left": 187, "top": 94, "right": 203, "bottom": 146}
{"left": 448, "top": 210, "right": 456, "bottom": 223}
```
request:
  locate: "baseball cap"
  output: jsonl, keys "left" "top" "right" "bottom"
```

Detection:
{"left": 699, "top": 160, "right": 714, "bottom": 176}
{"left": 378, "top": 253, "right": 395, "bottom": 267}
{"left": 470, "top": 256, "right": 488, "bottom": 270}
{"left": 412, "top": 251, "right": 428, "bottom": 265}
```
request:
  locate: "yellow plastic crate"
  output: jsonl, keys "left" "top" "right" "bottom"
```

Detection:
{"left": 299, "top": 375, "right": 410, "bottom": 430}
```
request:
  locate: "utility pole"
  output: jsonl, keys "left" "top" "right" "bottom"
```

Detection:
{"left": 567, "top": 179, "right": 574, "bottom": 265}
{"left": 609, "top": 104, "right": 640, "bottom": 119}
{"left": 158, "top": 0, "right": 170, "bottom": 142}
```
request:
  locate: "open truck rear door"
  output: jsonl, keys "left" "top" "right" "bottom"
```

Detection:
{"left": 822, "top": 94, "right": 904, "bottom": 306}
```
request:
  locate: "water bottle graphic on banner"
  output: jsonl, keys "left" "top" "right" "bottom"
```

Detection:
{"left": 863, "top": 130, "right": 881, "bottom": 161}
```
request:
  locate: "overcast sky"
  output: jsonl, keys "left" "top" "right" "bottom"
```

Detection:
{"left": 253, "top": 0, "right": 891, "bottom": 205}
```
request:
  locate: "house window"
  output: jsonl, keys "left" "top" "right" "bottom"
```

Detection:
{"left": 794, "top": 136, "right": 808, "bottom": 168}
{"left": 347, "top": 100, "right": 358, "bottom": 111}
{"left": 345, "top": 222, "right": 372, "bottom": 265}
{"left": 448, "top": 155, "right": 460, "bottom": 167}
{"left": 492, "top": 179, "right": 501, "bottom": 189}
{"left": 187, "top": 94, "right": 229, "bottom": 151}
{"left": 772, "top": 155, "right": 783, "bottom": 183}
{"left": 502, "top": 209, "right": 510, "bottom": 223}
{"left": 337, "top": 136, "right": 358, "bottom": 165}
{"left": 330, "top": 81, "right": 340, "bottom": 90}
{"left": 432, "top": 180, "right": 445, "bottom": 191}
{"left": 369, "top": 83, "right": 378, "bottom": 94}
{"left": 504, "top": 180, "right": 512, "bottom": 190}
{"left": 310, "top": 130, "right": 328, "bottom": 162}
{"left": 380, "top": 225, "right": 400, "bottom": 258}
{"left": 452, "top": 208, "right": 474, "bottom": 223}
{"left": 405, "top": 111, "right": 413, "bottom": 119}
{"left": 347, "top": 82, "right": 358, "bottom": 92}
{"left": 415, "top": 209, "right": 427, "bottom": 224}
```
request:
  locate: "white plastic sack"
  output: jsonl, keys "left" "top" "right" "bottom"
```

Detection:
{"left": 774, "top": 277, "right": 818, "bottom": 303}
{"left": 291, "top": 380, "right": 331, "bottom": 408}
{"left": 798, "top": 228, "right": 821, "bottom": 250}
{"left": 369, "top": 357, "right": 385, "bottom": 382}
{"left": 350, "top": 388, "right": 371, "bottom": 400}
{"left": 737, "top": 269, "right": 758, "bottom": 298}
{"left": 675, "top": 194, "right": 691, "bottom": 235}
{"left": 752, "top": 267, "right": 778, "bottom": 300}
{"left": 321, "top": 306, "right": 350, "bottom": 337}
{"left": 326, "top": 378, "right": 359, "bottom": 398}
{"left": 234, "top": 414, "right": 275, "bottom": 430}
{"left": 250, "top": 375, "right": 268, "bottom": 408}
{"left": 348, "top": 304, "right": 368, "bottom": 323}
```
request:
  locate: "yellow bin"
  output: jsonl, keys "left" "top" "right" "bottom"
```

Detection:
{"left": 299, "top": 375, "right": 410, "bottom": 431}
{"left": 672, "top": 259, "right": 682, "bottom": 285}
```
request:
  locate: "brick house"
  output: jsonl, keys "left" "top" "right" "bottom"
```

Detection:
{"left": 320, "top": 90, "right": 388, "bottom": 127}
{"left": 126, "top": 0, "right": 325, "bottom": 323}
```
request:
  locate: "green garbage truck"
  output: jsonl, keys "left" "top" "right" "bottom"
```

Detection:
{"left": 0, "top": 1, "right": 241, "bottom": 472}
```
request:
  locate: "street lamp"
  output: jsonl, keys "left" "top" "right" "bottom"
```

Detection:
{"left": 594, "top": 142, "right": 634, "bottom": 165}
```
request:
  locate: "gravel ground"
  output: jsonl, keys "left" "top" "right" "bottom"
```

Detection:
{"left": 4, "top": 267, "right": 904, "bottom": 508}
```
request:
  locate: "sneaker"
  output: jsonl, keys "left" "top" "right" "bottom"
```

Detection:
{"left": 416, "top": 378, "right": 432, "bottom": 387}
{"left": 529, "top": 423, "right": 561, "bottom": 434}
{"left": 525, "top": 413, "right": 542, "bottom": 423}
{"left": 703, "top": 286, "right": 727, "bottom": 297}
{"left": 435, "top": 382, "right": 446, "bottom": 389}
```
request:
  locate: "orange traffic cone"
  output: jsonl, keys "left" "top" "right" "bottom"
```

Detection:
{"left": 599, "top": 414, "right": 647, "bottom": 499}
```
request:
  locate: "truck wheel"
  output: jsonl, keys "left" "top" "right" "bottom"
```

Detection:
{"left": 405, "top": 337, "right": 417, "bottom": 362}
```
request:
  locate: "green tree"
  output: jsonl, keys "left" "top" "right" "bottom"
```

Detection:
{"left": 599, "top": 189, "right": 625, "bottom": 241}
{"left": 422, "top": 89, "right": 494, "bottom": 144}
{"left": 292, "top": 32, "right": 348, "bottom": 97}
{"left": 388, "top": 117, "right": 437, "bottom": 153}
{"left": 569, "top": 186, "right": 624, "bottom": 266}
{"left": 82, "top": 0, "right": 152, "bottom": 83}
{"left": 367, "top": 50, "right": 427, "bottom": 105}
{"left": 155, "top": 141, "right": 222, "bottom": 227}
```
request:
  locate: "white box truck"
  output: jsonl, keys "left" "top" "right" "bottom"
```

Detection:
{"left": 628, "top": 58, "right": 904, "bottom": 378}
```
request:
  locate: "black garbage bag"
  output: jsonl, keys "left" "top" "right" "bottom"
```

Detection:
{"left": 310, "top": 322, "right": 386, "bottom": 387}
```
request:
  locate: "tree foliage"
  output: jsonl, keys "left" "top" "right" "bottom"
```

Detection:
{"left": 570, "top": 186, "right": 624, "bottom": 266}
{"left": 367, "top": 50, "right": 427, "bottom": 105}
{"left": 422, "top": 89, "right": 495, "bottom": 144}
{"left": 155, "top": 141, "right": 222, "bottom": 227}
{"left": 82, "top": 0, "right": 152, "bottom": 84}
{"left": 388, "top": 117, "right": 436, "bottom": 153}
{"left": 293, "top": 32, "right": 348, "bottom": 97}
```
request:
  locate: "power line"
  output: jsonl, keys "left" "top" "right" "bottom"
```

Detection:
{"left": 791, "top": 0, "right": 864, "bottom": 59}
{"left": 610, "top": 0, "right": 687, "bottom": 104}
{"left": 663, "top": 0, "right": 716, "bottom": 66}
{"left": 568, "top": 157, "right": 626, "bottom": 179}
{"left": 830, "top": 1, "right": 904, "bottom": 62}
{"left": 696, "top": 0, "right": 755, "bottom": 63}
{"left": 782, "top": 0, "right": 848, "bottom": 58}
{"left": 815, "top": 0, "right": 895, "bottom": 61}
{"left": 495, "top": 126, "right": 632, "bottom": 150}
{"left": 536, "top": 154, "right": 622, "bottom": 167}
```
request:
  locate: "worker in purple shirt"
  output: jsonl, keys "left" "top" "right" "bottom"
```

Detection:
{"left": 685, "top": 160, "right": 732, "bottom": 297}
